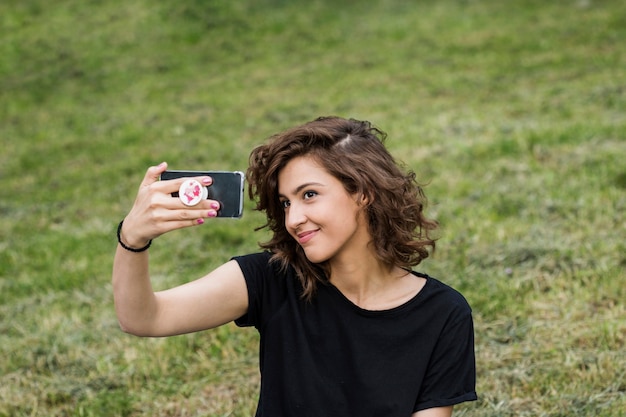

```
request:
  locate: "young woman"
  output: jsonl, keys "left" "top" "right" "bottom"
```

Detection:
{"left": 113, "top": 116, "right": 477, "bottom": 416}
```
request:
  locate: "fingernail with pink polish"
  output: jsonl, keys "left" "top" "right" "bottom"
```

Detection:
{"left": 211, "top": 202, "right": 220, "bottom": 210}
{"left": 197, "top": 218, "right": 205, "bottom": 225}
{"left": 208, "top": 210, "right": 217, "bottom": 218}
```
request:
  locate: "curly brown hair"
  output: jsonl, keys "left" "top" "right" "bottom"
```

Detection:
{"left": 247, "top": 116, "right": 438, "bottom": 300}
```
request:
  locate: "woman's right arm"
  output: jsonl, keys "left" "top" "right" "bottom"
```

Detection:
{"left": 112, "top": 162, "right": 249, "bottom": 337}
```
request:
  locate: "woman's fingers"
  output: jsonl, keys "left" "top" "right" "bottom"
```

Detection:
{"left": 151, "top": 179, "right": 214, "bottom": 209}
{"left": 149, "top": 174, "right": 214, "bottom": 202}
{"left": 140, "top": 162, "right": 169, "bottom": 188}
{"left": 156, "top": 206, "right": 219, "bottom": 223}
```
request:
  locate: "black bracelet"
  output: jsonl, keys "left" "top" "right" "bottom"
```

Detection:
{"left": 117, "top": 220, "right": 152, "bottom": 253}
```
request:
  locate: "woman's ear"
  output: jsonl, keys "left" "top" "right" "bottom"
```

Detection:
{"left": 357, "top": 191, "right": 371, "bottom": 206}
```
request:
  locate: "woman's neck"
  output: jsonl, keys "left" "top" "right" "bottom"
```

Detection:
{"left": 328, "top": 254, "right": 424, "bottom": 310}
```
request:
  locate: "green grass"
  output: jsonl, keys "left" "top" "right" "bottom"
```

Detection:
{"left": 1, "top": 0, "right": 625, "bottom": 415}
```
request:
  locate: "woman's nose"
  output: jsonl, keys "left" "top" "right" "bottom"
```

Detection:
{"left": 285, "top": 203, "right": 306, "bottom": 230}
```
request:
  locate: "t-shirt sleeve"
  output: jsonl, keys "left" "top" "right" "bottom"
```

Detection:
{"left": 414, "top": 301, "right": 477, "bottom": 411}
{"left": 231, "top": 252, "right": 273, "bottom": 329}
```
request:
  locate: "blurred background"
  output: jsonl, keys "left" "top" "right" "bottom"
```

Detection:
{"left": 1, "top": 1, "right": 624, "bottom": 416}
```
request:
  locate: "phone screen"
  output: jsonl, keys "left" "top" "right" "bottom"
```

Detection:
{"left": 160, "top": 170, "right": 245, "bottom": 218}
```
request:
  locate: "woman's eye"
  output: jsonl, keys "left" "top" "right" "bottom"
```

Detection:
{"left": 281, "top": 200, "right": 291, "bottom": 209}
{"left": 303, "top": 191, "right": 317, "bottom": 200}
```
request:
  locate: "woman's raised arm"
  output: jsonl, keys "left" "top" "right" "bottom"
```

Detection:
{"left": 112, "top": 163, "right": 248, "bottom": 337}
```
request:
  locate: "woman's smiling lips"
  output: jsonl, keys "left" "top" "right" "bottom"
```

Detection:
{"left": 296, "top": 229, "right": 318, "bottom": 244}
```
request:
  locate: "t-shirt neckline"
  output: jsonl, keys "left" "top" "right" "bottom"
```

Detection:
{"left": 323, "top": 271, "right": 431, "bottom": 316}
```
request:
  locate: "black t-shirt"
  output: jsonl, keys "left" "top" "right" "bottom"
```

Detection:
{"left": 234, "top": 252, "right": 477, "bottom": 417}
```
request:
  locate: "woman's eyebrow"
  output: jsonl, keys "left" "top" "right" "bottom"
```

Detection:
{"left": 278, "top": 182, "right": 324, "bottom": 198}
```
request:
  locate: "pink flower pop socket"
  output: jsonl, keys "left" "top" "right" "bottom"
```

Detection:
{"left": 178, "top": 179, "right": 208, "bottom": 206}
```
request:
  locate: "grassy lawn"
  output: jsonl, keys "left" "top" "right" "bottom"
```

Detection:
{"left": 1, "top": 0, "right": 624, "bottom": 415}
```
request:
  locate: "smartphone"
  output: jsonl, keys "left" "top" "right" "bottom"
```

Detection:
{"left": 160, "top": 170, "right": 245, "bottom": 218}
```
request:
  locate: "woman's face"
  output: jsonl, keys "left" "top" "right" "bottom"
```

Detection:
{"left": 277, "top": 155, "right": 371, "bottom": 264}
